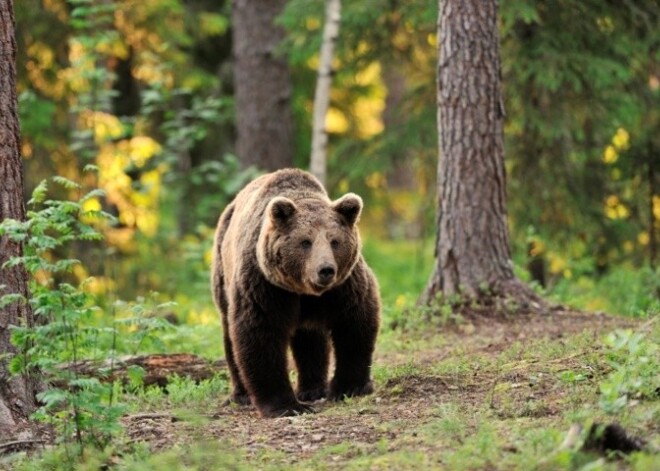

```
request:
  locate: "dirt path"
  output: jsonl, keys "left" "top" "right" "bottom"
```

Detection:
{"left": 122, "top": 310, "right": 638, "bottom": 467}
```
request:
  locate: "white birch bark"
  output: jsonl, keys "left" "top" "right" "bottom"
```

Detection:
{"left": 310, "top": 0, "right": 341, "bottom": 186}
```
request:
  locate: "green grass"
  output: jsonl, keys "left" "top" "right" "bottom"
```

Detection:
{"left": 362, "top": 237, "right": 433, "bottom": 308}
{"left": 11, "top": 318, "right": 659, "bottom": 470}
{"left": 549, "top": 265, "right": 660, "bottom": 316}
{"left": 96, "top": 239, "right": 657, "bottom": 361}
{"left": 8, "top": 239, "right": 660, "bottom": 470}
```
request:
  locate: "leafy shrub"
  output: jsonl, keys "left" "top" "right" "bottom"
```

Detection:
{"left": 0, "top": 177, "right": 126, "bottom": 452}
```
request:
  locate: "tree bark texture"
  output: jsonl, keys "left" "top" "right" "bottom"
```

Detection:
{"left": 421, "top": 0, "right": 526, "bottom": 303}
{"left": 0, "top": 0, "right": 38, "bottom": 428}
{"left": 310, "top": 0, "right": 341, "bottom": 186}
{"left": 232, "top": 0, "right": 295, "bottom": 171}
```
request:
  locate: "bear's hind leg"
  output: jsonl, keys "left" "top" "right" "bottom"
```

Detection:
{"left": 292, "top": 328, "right": 329, "bottom": 402}
{"left": 222, "top": 319, "right": 250, "bottom": 405}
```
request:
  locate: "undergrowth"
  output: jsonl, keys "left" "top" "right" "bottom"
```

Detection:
{"left": 3, "top": 195, "right": 659, "bottom": 470}
{"left": 0, "top": 176, "right": 174, "bottom": 461}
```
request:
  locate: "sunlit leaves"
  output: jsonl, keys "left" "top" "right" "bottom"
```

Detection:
{"left": 502, "top": 0, "right": 659, "bottom": 272}
{"left": 198, "top": 12, "right": 228, "bottom": 36}
{"left": 69, "top": 0, "right": 117, "bottom": 30}
{"left": 602, "top": 146, "right": 618, "bottom": 164}
{"left": 604, "top": 195, "right": 630, "bottom": 220}
{"left": 29, "top": 180, "right": 49, "bottom": 205}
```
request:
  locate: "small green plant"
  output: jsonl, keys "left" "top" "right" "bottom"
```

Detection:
{"left": 388, "top": 292, "right": 464, "bottom": 332}
{"left": 113, "top": 295, "right": 177, "bottom": 355}
{"left": 165, "top": 374, "right": 228, "bottom": 408}
{"left": 0, "top": 177, "right": 127, "bottom": 454}
{"left": 598, "top": 328, "right": 659, "bottom": 414}
{"left": 559, "top": 370, "right": 589, "bottom": 385}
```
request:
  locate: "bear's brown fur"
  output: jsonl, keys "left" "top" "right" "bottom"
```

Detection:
{"left": 211, "top": 168, "right": 380, "bottom": 418}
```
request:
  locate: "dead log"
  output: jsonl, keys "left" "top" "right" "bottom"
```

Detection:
{"left": 53, "top": 353, "right": 227, "bottom": 388}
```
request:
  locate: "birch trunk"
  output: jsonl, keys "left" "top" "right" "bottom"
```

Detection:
{"left": 310, "top": 0, "right": 341, "bottom": 186}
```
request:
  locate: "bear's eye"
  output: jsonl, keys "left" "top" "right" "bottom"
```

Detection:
{"left": 301, "top": 239, "right": 313, "bottom": 249}
{"left": 331, "top": 239, "right": 340, "bottom": 249}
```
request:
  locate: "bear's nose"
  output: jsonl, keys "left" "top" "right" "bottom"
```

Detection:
{"left": 317, "top": 265, "right": 336, "bottom": 285}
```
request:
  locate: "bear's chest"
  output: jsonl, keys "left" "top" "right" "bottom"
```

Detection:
{"left": 298, "top": 294, "right": 334, "bottom": 329}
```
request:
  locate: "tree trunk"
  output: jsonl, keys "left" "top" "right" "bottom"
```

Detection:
{"left": 420, "top": 0, "right": 538, "bottom": 307}
{"left": 0, "top": 0, "right": 39, "bottom": 428}
{"left": 232, "top": 0, "right": 295, "bottom": 171}
{"left": 310, "top": 0, "right": 341, "bottom": 186}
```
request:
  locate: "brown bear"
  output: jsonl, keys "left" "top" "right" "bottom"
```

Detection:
{"left": 211, "top": 168, "right": 380, "bottom": 418}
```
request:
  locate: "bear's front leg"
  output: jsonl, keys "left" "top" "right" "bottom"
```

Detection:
{"left": 292, "top": 328, "right": 329, "bottom": 402}
{"left": 231, "top": 300, "right": 315, "bottom": 418}
{"left": 328, "top": 269, "right": 380, "bottom": 401}
{"left": 328, "top": 323, "right": 377, "bottom": 401}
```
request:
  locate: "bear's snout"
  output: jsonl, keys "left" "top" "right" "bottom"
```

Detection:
{"left": 316, "top": 264, "right": 337, "bottom": 286}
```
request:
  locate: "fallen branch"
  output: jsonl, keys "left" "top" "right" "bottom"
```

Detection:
{"left": 0, "top": 439, "right": 46, "bottom": 454}
{"left": 54, "top": 353, "right": 226, "bottom": 388}
{"left": 124, "top": 413, "right": 177, "bottom": 421}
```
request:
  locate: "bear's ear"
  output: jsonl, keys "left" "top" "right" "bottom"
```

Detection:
{"left": 333, "top": 193, "right": 363, "bottom": 226}
{"left": 268, "top": 197, "right": 297, "bottom": 226}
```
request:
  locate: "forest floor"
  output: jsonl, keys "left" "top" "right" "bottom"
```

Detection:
{"left": 111, "top": 309, "right": 658, "bottom": 470}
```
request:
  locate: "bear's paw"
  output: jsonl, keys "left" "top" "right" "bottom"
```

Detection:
{"left": 261, "top": 400, "right": 317, "bottom": 418}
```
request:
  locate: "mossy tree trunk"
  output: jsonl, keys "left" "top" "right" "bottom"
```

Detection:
{"left": 0, "top": 0, "right": 39, "bottom": 428}
{"left": 420, "top": 0, "right": 539, "bottom": 309}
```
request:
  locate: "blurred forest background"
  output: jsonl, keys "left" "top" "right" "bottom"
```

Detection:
{"left": 14, "top": 0, "right": 659, "bottom": 320}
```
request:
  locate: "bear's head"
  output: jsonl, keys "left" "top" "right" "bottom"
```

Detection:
{"left": 257, "top": 194, "right": 363, "bottom": 295}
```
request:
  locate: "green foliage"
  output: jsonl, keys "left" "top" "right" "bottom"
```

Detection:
{"left": 123, "top": 373, "right": 229, "bottom": 414}
{"left": 549, "top": 265, "right": 660, "bottom": 315}
{"left": 142, "top": 88, "right": 232, "bottom": 168}
{"left": 0, "top": 177, "right": 123, "bottom": 452}
{"left": 361, "top": 237, "right": 431, "bottom": 305}
{"left": 18, "top": 91, "right": 57, "bottom": 147}
{"left": 598, "top": 328, "right": 660, "bottom": 414}
{"left": 389, "top": 292, "right": 463, "bottom": 333}
{"left": 17, "top": 0, "right": 659, "bottom": 307}
{"left": 118, "top": 442, "right": 247, "bottom": 471}
{"left": 112, "top": 296, "right": 177, "bottom": 354}
{"left": 8, "top": 1, "right": 660, "bottom": 467}
{"left": 501, "top": 1, "right": 659, "bottom": 272}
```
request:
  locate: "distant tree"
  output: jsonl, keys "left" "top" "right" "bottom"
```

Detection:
{"left": 232, "top": 0, "right": 295, "bottom": 170}
{"left": 0, "top": 0, "right": 39, "bottom": 428}
{"left": 310, "top": 0, "right": 341, "bottom": 186}
{"left": 420, "top": 0, "right": 539, "bottom": 308}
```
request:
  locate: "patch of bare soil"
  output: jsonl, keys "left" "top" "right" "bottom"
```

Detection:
{"left": 120, "top": 309, "right": 635, "bottom": 464}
